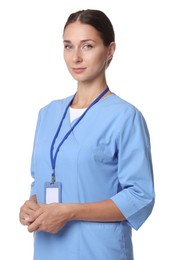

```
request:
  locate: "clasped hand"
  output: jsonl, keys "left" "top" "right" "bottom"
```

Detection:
{"left": 19, "top": 200, "right": 69, "bottom": 234}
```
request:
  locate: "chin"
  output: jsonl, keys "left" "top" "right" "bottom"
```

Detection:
{"left": 71, "top": 74, "right": 87, "bottom": 82}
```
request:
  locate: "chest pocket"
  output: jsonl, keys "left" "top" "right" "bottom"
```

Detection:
{"left": 93, "top": 145, "right": 118, "bottom": 165}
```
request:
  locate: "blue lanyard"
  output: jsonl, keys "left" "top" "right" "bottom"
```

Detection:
{"left": 50, "top": 87, "right": 109, "bottom": 183}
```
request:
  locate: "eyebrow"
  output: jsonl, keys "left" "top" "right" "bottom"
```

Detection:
{"left": 63, "top": 39, "right": 96, "bottom": 43}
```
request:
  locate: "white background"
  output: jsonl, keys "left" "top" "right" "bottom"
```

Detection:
{"left": 0, "top": 0, "right": 182, "bottom": 259}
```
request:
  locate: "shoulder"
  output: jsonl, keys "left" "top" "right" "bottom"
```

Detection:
{"left": 38, "top": 95, "right": 73, "bottom": 115}
{"left": 109, "top": 95, "right": 151, "bottom": 145}
{"left": 103, "top": 94, "right": 149, "bottom": 135}
{"left": 104, "top": 93, "right": 143, "bottom": 119}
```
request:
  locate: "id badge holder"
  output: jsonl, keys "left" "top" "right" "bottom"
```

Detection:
{"left": 44, "top": 182, "right": 62, "bottom": 204}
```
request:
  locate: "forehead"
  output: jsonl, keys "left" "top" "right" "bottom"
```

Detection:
{"left": 63, "top": 21, "right": 101, "bottom": 42}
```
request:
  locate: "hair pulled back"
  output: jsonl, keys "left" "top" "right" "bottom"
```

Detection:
{"left": 63, "top": 9, "right": 115, "bottom": 47}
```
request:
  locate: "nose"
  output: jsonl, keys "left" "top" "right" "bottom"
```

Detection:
{"left": 72, "top": 48, "right": 83, "bottom": 63}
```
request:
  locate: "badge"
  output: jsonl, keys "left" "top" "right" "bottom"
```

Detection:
{"left": 44, "top": 182, "right": 62, "bottom": 204}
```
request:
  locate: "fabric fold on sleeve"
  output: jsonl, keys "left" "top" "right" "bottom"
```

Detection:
{"left": 111, "top": 108, "right": 155, "bottom": 230}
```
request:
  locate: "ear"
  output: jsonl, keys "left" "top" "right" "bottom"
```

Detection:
{"left": 106, "top": 42, "right": 116, "bottom": 68}
{"left": 107, "top": 42, "right": 116, "bottom": 61}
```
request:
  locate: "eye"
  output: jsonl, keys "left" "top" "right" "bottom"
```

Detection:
{"left": 83, "top": 44, "right": 93, "bottom": 50}
{"left": 64, "top": 44, "right": 73, "bottom": 50}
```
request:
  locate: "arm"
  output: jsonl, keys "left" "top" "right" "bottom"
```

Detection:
{"left": 111, "top": 109, "right": 155, "bottom": 230}
{"left": 27, "top": 199, "right": 125, "bottom": 233}
{"left": 69, "top": 199, "right": 125, "bottom": 222}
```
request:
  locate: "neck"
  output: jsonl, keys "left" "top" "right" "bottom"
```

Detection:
{"left": 71, "top": 83, "right": 111, "bottom": 109}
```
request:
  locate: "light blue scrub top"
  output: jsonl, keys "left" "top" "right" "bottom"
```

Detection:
{"left": 30, "top": 93, "right": 155, "bottom": 260}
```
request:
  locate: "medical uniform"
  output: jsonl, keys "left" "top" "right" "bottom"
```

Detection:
{"left": 30, "top": 93, "right": 155, "bottom": 260}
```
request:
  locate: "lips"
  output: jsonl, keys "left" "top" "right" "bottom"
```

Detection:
{"left": 72, "top": 67, "right": 86, "bottom": 73}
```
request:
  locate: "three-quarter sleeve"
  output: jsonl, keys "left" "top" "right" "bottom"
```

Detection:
{"left": 111, "top": 108, "right": 155, "bottom": 230}
{"left": 30, "top": 109, "right": 42, "bottom": 198}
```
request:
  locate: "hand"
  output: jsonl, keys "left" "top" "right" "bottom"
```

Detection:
{"left": 19, "top": 198, "right": 40, "bottom": 226}
{"left": 27, "top": 203, "right": 70, "bottom": 234}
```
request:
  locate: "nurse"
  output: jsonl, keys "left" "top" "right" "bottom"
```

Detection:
{"left": 19, "top": 9, "right": 155, "bottom": 260}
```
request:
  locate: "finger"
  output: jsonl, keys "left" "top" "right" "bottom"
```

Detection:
{"left": 27, "top": 219, "right": 40, "bottom": 233}
{"left": 19, "top": 213, "right": 32, "bottom": 226}
{"left": 20, "top": 200, "right": 39, "bottom": 218}
{"left": 26, "top": 205, "right": 44, "bottom": 223}
{"left": 25, "top": 200, "right": 40, "bottom": 211}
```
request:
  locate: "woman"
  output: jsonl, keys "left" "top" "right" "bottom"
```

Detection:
{"left": 19, "top": 9, "right": 155, "bottom": 260}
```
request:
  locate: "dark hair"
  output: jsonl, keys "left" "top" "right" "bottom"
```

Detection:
{"left": 63, "top": 9, "right": 115, "bottom": 47}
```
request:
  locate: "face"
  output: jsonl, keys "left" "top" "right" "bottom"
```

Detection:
{"left": 63, "top": 21, "right": 115, "bottom": 84}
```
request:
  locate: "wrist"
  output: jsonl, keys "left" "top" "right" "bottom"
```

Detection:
{"left": 64, "top": 203, "right": 82, "bottom": 221}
